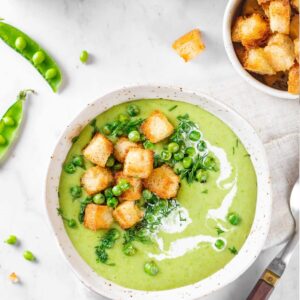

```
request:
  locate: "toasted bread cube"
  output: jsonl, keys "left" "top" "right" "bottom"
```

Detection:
{"left": 114, "top": 137, "right": 142, "bottom": 163}
{"left": 81, "top": 166, "right": 113, "bottom": 195}
{"left": 244, "top": 48, "right": 276, "bottom": 74}
{"left": 290, "top": 14, "right": 299, "bottom": 40}
{"left": 291, "top": 0, "right": 299, "bottom": 11}
{"left": 257, "top": 0, "right": 270, "bottom": 4}
{"left": 234, "top": 43, "right": 247, "bottom": 64}
{"left": 231, "top": 14, "right": 270, "bottom": 47}
{"left": 141, "top": 111, "right": 174, "bottom": 143}
{"left": 83, "top": 133, "right": 113, "bottom": 167}
{"left": 294, "top": 38, "right": 299, "bottom": 62}
{"left": 115, "top": 171, "right": 142, "bottom": 201}
{"left": 84, "top": 204, "right": 114, "bottom": 230}
{"left": 172, "top": 29, "right": 205, "bottom": 62}
{"left": 263, "top": 72, "right": 288, "bottom": 90}
{"left": 242, "top": 0, "right": 265, "bottom": 16}
{"left": 8, "top": 272, "right": 19, "bottom": 283}
{"left": 143, "top": 165, "right": 180, "bottom": 199}
{"left": 264, "top": 33, "right": 295, "bottom": 72}
{"left": 288, "top": 64, "right": 300, "bottom": 94}
{"left": 123, "top": 148, "right": 153, "bottom": 178}
{"left": 269, "top": 0, "right": 291, "bottom": 34}
{"left": 261, "top": 2, "right": 271, "bottom": 18}
{"left": 113, "top": 201, "right": 144, "bottom": 229}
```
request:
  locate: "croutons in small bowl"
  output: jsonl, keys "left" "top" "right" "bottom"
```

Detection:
{"left": 223, "top": 0, "right": 299, "bottom": 99}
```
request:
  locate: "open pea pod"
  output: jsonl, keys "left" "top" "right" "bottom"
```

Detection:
{"left": 0, "top": 90, "right": 34, "bottom": 162}
{"left": 0, "top": 21, "right": 62, "bottom": 92}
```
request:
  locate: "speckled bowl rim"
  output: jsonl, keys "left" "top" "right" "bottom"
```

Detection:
{"left": 45, "top": 85, "right": 272, "bottom": 300}
{"left": 223, "top": 0, "right": 298, "bottom": 100}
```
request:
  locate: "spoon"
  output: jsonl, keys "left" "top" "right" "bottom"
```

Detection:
{"left": 247, "top": 179, "right": 299, "bottom": 300}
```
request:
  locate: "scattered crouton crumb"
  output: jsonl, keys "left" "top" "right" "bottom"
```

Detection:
{"left": 9, "top": 272, "right": 19, "bottom": 283}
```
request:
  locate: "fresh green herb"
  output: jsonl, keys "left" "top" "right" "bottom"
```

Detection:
{"left": 95, "top": 228, "right": 120, "bottom": 265}
{"left": 232, "top": 147, "right": 235, "bottom": 155}
{"left": 57, "top": 208, "right": 77, "bottom": 228}
{"left": 0, "top": 21, "right": 62, "bottom": 92}
{"left": 71, "top": 136, "right": 79, "bottom": 144}
{"left": 78, "top": 197, "right": 93, "bottom": 223}
{"left": 236, "top": 139, "right": 239, "bottom": 148}
{"left": 168, "top": 105, "right": 178, "bottom": 112}
{"left": 216, "top": 227, "right": 224, "bottom": 235}
{"left": 201, "top": 189, "right": 208, "bottom": 194}
{"left": 228, "top": 246, "right": 238, "bottom": 255}
{"left": 244, "top": 153, "right": 251, "bottom": 157}
{"left": 0, "top": 90, "right": 34, "bottom": 162}
{"left": 4, "top": 235, "right": 18, "bottom": 245}
{"left": 90, "top": 119, "right": 98, "bottom": 136}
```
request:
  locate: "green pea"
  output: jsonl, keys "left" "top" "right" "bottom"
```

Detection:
{"left": 107, "top": 197, "right": 118, "bottom": 208}
{"left": 227, "top": 213, "right": 241, "bottom": 225}
{"left": 189, "top": 130, "right": 201, "bottom": 141}
{"left": 4, "top": 235, "right": 17, "bottom": 245}
{"left": 127, "top": 104, "right": 140, "bottom": 116}
{"left": 168, "top": 142, "right": 179, "bottom": 153}
{"left": 3, "top": 116, "right": 15, "bottom": 126}
{"left": 104, "top": 188, "right": 113, "bottom": 198}
{"left": 112, "top": 185, "right": 122, "bottom": 196}
{"left": 142, "top": 189, "right": 153, "bottom": 200}
{"left": 140, "top": 134, "right": 146, "bottom": 142}
{"left": 143, "top": 140, "right": 154, "bottom": 149}
{"left": 0, "top": 134, "right": 6, "bottom": 145}
{"left": 185, "top": 147, "right": 195, "bottom": 156}
{"left": 45, "top": 68, "right": 57, "bottom": 80}
{"left": 160, "top": 150, "right": 172, "bottom": 161}
{"left": 119, "top": 179, "right": 130, "bottom": 191}
{"left": 204, "top": 156, "right": 217, "bottom": 171}
{"left": 182, "top": 157, "right": 193, "bottom": 168}
{"left": 80, "top": 50, "right": 89, "bottom": 63}
{"left": 123, "top": 243, "right": 137, "bottom": 256}
{"left": 106, "top": 156, "right": 115, "bottom": 167}
{"left": 70, "top": 186, "right": 82, "bottom": 199}
{"left": 174, "top": 152, "right": 184, "bottom": 161}
{"left": 93, "top": 193, "right": 105, "bottom": 204}
{"left": 215, "top": 239, "right": 225, "bottom": 250}
{"left": 63, "top": 162, "right": 76, "bottom": 174}
{"left": 32, "top": 51, "right": 45, "bottom": 65}
{"left": 113, "top": 163, "right": 122, "bottom": 171}
{"left": 197, "top": 140, "right": 207, "bottom": 151}
{"left": 23, "top": 250, "right": 35, "bottom": 261}
{"left": 196, "top": 169, "right": 209, "bottom": 183}
{"left": 67, "top": 219, "right": 77, "bottom": 228}
{"left": 144, "top": 261, "right": 159, "bottom": 276}
{"left": 174, "top": 162, "right": 184, "bottom": 174}
{"left": 15, "top": 36, "right": 27, "bottom": 51}
{"left": 118, "top": 113, "right": 129, "bottom": 122}
{"left": 72, "top": 155, "right": 84, "bottom": 167}
{"left": 128, "top": 130, "right": 140, "bottom": 142}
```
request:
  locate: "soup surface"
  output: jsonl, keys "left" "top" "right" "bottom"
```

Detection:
{"left": 58, "top": 99, "right": 257, "bottom": 291}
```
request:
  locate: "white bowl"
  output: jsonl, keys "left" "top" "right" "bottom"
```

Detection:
{"left": 223, "top": 0, "right": 298, "bottom": 100}
{"left": 45, "top": 85, "right": 272, "bottom": 300}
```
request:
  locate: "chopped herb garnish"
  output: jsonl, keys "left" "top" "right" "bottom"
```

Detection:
{"left": 57, "top": 208, "right": 77, "bottom": 228}
{"left": 95, "top": 228, "right": 120, "bottom": 265}
{"left": 244, "top": 153, "right": 251, "bottom": 157}
{"left": 78, "top": 197, "right": 93, "bottom": 223}
{"left": 169, "top": 105, "right": 178, "bottom": 111}
{"left": 228, "top": 246, "right": 238, "bottom": 255}
{"left": 71, "top": 136, "right": 79, "bottom": 144}
{"left": 216, "top": 227, "right": 224, "bottom": 235}
{"left": 202, "top": 189, "right": 208, "bottom": 194}
{"left": 232, "top": 147, "right": 235, "bottom": 155}
{"left": 90, "top": 119, "right": 98, "bottom": 136}
{"left": 236, "top": 139, "right": 239, "bottom": 147}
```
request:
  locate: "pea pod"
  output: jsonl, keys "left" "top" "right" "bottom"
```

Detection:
{"left": 0, "top": 21, "right": 62, "bottom": 92}
{"left": 0, "top": 90, "right": 34, "bottom": 162}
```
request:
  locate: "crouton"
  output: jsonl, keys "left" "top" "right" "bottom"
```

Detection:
{"left": 294, "top": 38, "right": 299, "bottom": 62}
{"left": 269, "top": 0, "right": 291, "bottom": 34}
{"left": 141, "top": 110, "right": 174, "bottom": 143}
{"left": 257, "top": 0, "right": 270, "bottom": 4}
{"left": 290, "top": 14, "right": 299, "bottom": 39}
{"left": 261, "top": 2, "right": 271, "bottom": 18}
{"left": 123, "top": 148, "right": 153, "bottom": 178}
{"left": 83, "top": 133, "right": 113, "bottom": 167}
{"left": 113, "top": 201, "right": 144, "bottom": 229}
{"left": 231, "top": 14, "right": 270, "bottom": 47}
{"left": 234, "top": 43, "right": 247, "bottom": 64}
{"left": 263, "top": 72, "right": 288, "bottom": 90}
{"left": 81, "top": 166, "right": 113, "bottom": 195}
{"left": 114, "top": 137, "right": 142, "bottom": 163}
{"left": 172, "top": 29, "right": 205, "bottom": 62}
{"left": 244, "top": 48, "right": 276, "bottom": 74}
{"left": 291, "top": 0, "right": 299, "bottom": 11}
{"left": 264, "top": 33, "right": 295, "bottom": 72}
{"left": 242, "top": 0, "right": 265, "bottom": 16}
{"left": 143, "top": 165, "right": 180, "bottom": 199}
{"left": 84, "top": 204, "right": 114, "bottom": 230}
{"left": 115, "top": 171, "right": 142, "bottom": 201}
{"left": 8, "top": 272, "right": 19, "bottom": 283}
{"left": 288, "top": 63, "right": 300, "bottom": 94}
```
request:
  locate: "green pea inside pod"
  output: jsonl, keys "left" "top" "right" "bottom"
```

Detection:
{"left": 45, "top": 68, "right": 57, "bottom": 80}
{"left": 15, "top": 36, "right": 26, "bottom": 50}
{"left": 0, "top": 134, "right": 7, "bottom": 145}
{"left": 32, "top": 50, "right": 45, "bottom": 65}
{"left": 3, "top": 116, "right": 15, "bottom": 127}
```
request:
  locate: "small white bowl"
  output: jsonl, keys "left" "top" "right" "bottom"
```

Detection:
{"left": 223, "top": 0, "right": 298, "bottom": 100}
{"left": 45, "top": 85, "right": 272, "bottom": 300}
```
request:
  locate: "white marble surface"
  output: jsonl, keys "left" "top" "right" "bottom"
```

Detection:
{"left": 0, "top": 0, "right": 298, "bottom": 299}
